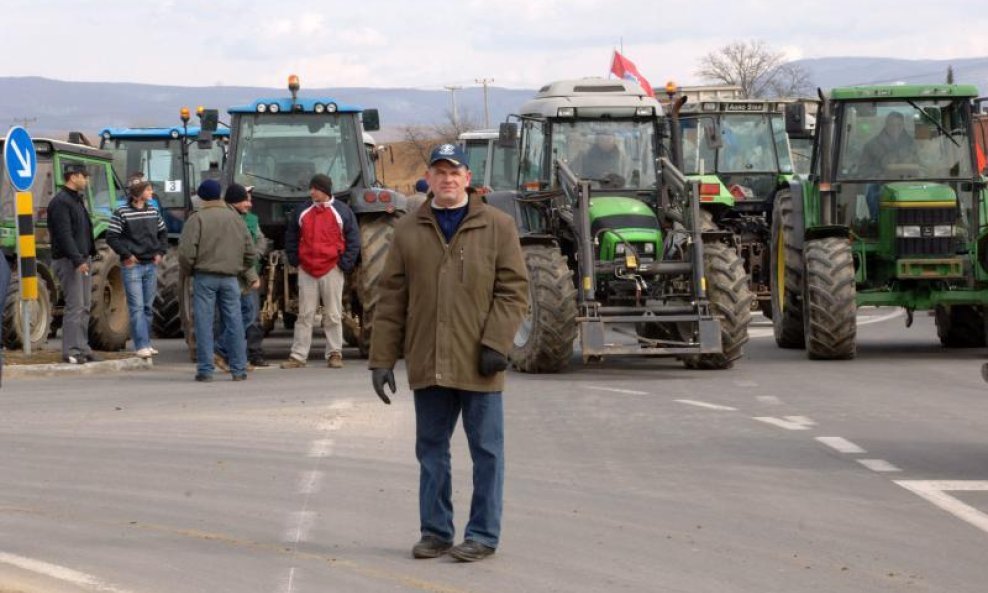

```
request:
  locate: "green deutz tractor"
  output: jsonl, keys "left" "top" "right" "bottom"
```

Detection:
{"left": 776, "top": 84, "right": 988, "bottom": 358}
{"left": 0, "top": 138, "right": 129, "bottom": 351}
{"left": 675, "top": 98, "right": 797, "bottom": 316}
{"left": 489, "top": 78, "right": 751, "bottom": 372}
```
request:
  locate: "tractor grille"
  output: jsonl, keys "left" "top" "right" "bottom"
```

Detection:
{"left": 895, "top": 207, "right": 956, "bottom": 256}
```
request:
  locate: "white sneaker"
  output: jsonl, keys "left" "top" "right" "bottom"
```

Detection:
{"left": 136, "top": 347, "right": 154, "bottom": 359}
{"left": 149, "top": 346, "right": 159, "bottom": 355}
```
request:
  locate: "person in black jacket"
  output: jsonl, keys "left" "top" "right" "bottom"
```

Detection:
{"left": 107, "top": 179, "right": 168, "bottom": 358}
{"left": 48, "top": 164, "right": 98, "bottom": 364}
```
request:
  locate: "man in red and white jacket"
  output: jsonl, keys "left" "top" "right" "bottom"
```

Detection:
{"left": 282, "top": 174, "right": 361, "bottom": 369}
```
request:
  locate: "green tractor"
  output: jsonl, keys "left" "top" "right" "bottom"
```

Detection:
{"left": 674, "top": 98, "right": 798, "bottom": 317}
{"left": 777, "top": 84, "right": 988, "bottom": 358}
{"left": 490, "top": 78, "right": 751, "bottom": 372}
{"left": 0, "top": 137, "right": 129, "bottom": 351}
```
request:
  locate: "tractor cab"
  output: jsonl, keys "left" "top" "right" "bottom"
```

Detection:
{"left": 458, "top": 129, "right": 519, "bottom": 193}
{"left": 98, "top": 122, "right": 229, "bottom": 232}
{"left": 677, "top": 99, "right": 794, "bottom": 211}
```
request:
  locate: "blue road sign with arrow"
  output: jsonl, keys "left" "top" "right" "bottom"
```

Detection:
{"left": 4, "top": 126, "right": 37, "bottom": 192}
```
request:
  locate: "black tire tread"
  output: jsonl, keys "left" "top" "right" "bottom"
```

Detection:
{"left": 804, "top": 237, "right": 857, "bottom": 360}
{"left": 509, "top": 244, "right": 578, "bottom": 373}
{"left": 684, "top": 240, "right": 753, "bottom": 370}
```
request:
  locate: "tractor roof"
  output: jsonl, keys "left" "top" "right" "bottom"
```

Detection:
{"left": 679, "top": 99, "right": 786, "bottom": 114}
{"left": 830, "top": 84, "right": 979, "bottom": 100}
{"left": 228, "top": 98, "right": 363, "bottom": 114}
{"left": 519, "top": 78, "right": 663, "bottom": 118}
{"left": 3, "top": 138, "right": 114, "bottom": 161}
{"left": 99, "top": 126, "right": 230, "bottom": 140}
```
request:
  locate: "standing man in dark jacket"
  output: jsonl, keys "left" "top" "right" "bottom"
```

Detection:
{"left": 48, "top": 164, "right": 98, "bottom": 364}
{"left": 369, "top": 144, "right": 529, "bottom": 562}
{"left": 178, "top": 179, "right": 258, "bottom": 382}
{"left": 107, "top": 179, "right": 167, "bottom": 358}
{"left": 280, "top": 174, "right": 360, "bottom": 369}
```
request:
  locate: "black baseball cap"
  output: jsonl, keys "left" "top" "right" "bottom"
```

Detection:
{"left": 428, "top": 143, "right": 469, "bottom": 169}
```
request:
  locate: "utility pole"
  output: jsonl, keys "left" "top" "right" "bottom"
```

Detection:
{"left": 10, "top": 117, "right": 36, "bottom": 129}
{"left": 443, "top": 85, "right": 463, "bottom": 128}
{"left": 476, "top": 78, "right": 494, "bottom": 128}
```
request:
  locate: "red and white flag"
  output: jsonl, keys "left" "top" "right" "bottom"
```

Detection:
{"left": 610, "top": 50, "right": 654, "bottom": 97}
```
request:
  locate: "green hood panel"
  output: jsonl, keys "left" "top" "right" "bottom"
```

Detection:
{"left": 879, "top": 182, "right": 956, "bottom": 205}
{"left": 588, "top": 196, "right": 656, "bottom": 220}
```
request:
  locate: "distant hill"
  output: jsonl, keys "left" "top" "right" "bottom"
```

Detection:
{"left": 791, "top": 56, "right": 988, "bottom": 93}
{"left": 0, "top": 77, "right": 534, "bottom": 141}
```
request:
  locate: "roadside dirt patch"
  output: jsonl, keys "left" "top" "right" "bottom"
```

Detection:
{"left": 3, "top": 350, "right": 134, "bottom": 366}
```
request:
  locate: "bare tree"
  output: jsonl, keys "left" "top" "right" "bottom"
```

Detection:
{"left": 432, "top": 108, "right": 481, "bottom": 144}
{"left": 400, "top": 125, "right": 436, "bottom": 167}
{"left": 696, "top": 39, "right": 813, "bottom": 98}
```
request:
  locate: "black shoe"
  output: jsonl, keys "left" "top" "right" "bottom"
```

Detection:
{"left": 194, "top": 374, "right": 213, "bottom": 382}
{"left": 85, "top": 353, "right": 102, "bottom": 363}
{"left": 249, "top": 358, "right": 270, "bottom": 368}
{"left": 63, "top": 355, "right": 85, "bottom": 365}
{"left": 232, "top": 374, "right": 247, "bottom": 382}
{"left": 449, "top": 540, "right": 496, "bottom": 562}
{"left": 411, "top": 535, "right": 453, "bottom": 559}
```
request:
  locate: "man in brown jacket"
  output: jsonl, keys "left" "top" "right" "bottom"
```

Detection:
{"left": 369, "top": 144, "right": 529, "bottom": 562}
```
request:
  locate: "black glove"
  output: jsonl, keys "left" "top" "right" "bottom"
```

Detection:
{"left": 478, "top": 346, "right": 509, "bottom": 377}
{"left": 371, "top": 368, "right": 396, "bottom": 405}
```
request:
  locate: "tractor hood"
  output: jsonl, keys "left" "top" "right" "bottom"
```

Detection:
{"left": 588, "top": 196, "right": 660, "bottom": 234}
{"left": 880, "top": 182, "right": 957, "bottom": 206}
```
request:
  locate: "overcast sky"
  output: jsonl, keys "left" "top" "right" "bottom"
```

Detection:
{"left": 5, "top": 0, "right": 986, "bottom": 90}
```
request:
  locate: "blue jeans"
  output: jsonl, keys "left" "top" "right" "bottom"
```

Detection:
{"left": 193, "top": 273, "right": 246, "bottom": 377}
{"left": 215, "top": 290, "right": 259, "bottom": 363}
{"left": 414, "top": 387, "right": 504, "bottom": 548}
{"left": 122, "top": 262, "right": 157, "bottom": 351}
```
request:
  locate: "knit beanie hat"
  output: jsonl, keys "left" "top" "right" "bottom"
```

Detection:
{"left": 309, "top": 174, "right": 333, "bottom": 197}
{"left": 414, "top": 178, "right": 429, "bottom": 193}
{"left": 224, "top": 183, "right": 250, "bottom": 204}
{"left": 197, "top": 179, "right": 222, "bottom": 201}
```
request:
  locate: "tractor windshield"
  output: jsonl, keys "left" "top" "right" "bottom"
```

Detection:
{"left": 837, "top": 99, "right": 974, "bottom": 182}
{"left": 231, "top": 113, "right": 364, "bottom": 199}
{"left": 681, "top": 114, "right": 785, "bottom": 174}
{"left": 102, "top": 138, "right": 226, "bottom": 209}
{"left": 550, "top": 119, "right": 657, "bottom": 190}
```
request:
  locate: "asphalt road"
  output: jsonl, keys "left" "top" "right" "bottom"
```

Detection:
{"left": 0, "top": 309, "right": 986, "bottom": 593}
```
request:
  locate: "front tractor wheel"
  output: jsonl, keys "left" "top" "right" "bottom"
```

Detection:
{"left": 935, "top": 305, "right": 986, "bottom": 348}
{"left": 509, "top": 244, "right": 577, "bottom": 373}
{"left": 803, "top": 237, "right": 856, "bottom": 360}
{"left": 770, "top": 190, "right": 805, "bottom": 349}
{"left": 682, "top": 240, "right": 752, "bottom": 370}
{"left": 88, "top": 242, "right": 130, "bottom": 351}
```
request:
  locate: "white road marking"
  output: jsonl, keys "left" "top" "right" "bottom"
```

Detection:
{"left": 584, "top": 385, "right": 649, "bottom": 396}
{"left": 284, "top": 511, "right": 317, "bottom": 543}
{"left": 0, "top": 552, "right": 134, "bottom": 593}
{"left": 297, "top": 470, "right": 324, "bottom": 495}
{"left": 895, "top": 480, "right": 988, "bottom": 535}
{"left": 753, "top": 416, "right": 815, "bottom": 430}
{"left": 749, "top": 308, "right": 903, "bottom": 338}
{"left": 858, "top": 459, "right": 902, "bottom": 473}
{"left": 757, "top": 395, "right": 782, "bottom": 405}
{"left": 308, "top": 439, "right": 335, "bottom": 458}
{"left": 674, "top": 399, "right": 738, "bottom": 411}
{"left": 815, "top": 436, "right": 867, "bottom": 454}
{"left": 784, "top": 415, "right": 817, "bottom": 427}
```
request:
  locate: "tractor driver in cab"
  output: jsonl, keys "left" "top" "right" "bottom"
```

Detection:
{"left": 576, "top": 130, "right": 625, "bottom": 188}
{"left": 861, "top": 111, "right": 919, "bottom": 219}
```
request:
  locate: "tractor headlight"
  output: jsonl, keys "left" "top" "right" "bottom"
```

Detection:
{"left": 170, "top": 130, "right": 180, "bottom": 139}
{"left": 636, "top": 106, "right": 654, "bottom": 116}
{"left": 615, "top": 243, "right": 626, "bottom": 255}
{"left": 268, "top": 103, "right": 281, "bottom": 113}
{"left": 326, "top": 102, "right": 338, "bottom": 113}
{"left": 314, "top": 103, "right": 326, "bottom": 114}
{"left": 256, "top": 103, "right": 268, "bottom": 113}
{"left": 933, "top": 225, "right": 954, "bottom": 238}
{"left": 896, "top": 225, "right": 922, "bottom": 238}
{"left": 643, "top": 242, "right": 655, "bottom": 254}
{"left": 557, "top": 107, "right": 575, "bottom": 118}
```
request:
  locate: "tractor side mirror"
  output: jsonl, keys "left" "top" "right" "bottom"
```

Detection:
{"left": 498, "top": 122, "right": 518, "bottom": 148}
{"left": 785, "top": 103, "right": 807, "bottom": 136}
{"left": 196, "top": 130, "right": 214, "bottom": 150}
{"left": 363, "top": 109, "right": 381, "bottom": 132}
{"left": 200, "top": 109, "right": 219, "bottom": 132}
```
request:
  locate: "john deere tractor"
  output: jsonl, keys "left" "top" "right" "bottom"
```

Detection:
{"left": 98, "top": 117, "right": 229, "bottom": 338}
{"left": 200, "top": 75, "right": 407, "bottom": 356}
{"left": 489, "top": 78, "right": 751, "bottom": 372}
{"left": 675, "top": 98, "right": 797, "bottom": 317}
{"left": 777, "top": 84, "right": 988, "bottom": 358}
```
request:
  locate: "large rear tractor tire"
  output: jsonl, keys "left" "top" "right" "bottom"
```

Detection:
{"left": 152, "top": 247, "right": 183, "bottom": 338}
{"left": 355, "top": 215, "right": 398, "bottom": 358}
{"left": 771, "top": 190, "right": 806, "bottom": 348}
{"left": 803, "top": 237, "right": 857, "bottom": 360}
{"left": 509, "top": 244, "right": 578, "bottom": 373}
{"left": 89, "top": 242, "right": 130, "bottom": 351}
{"left": 178, "top": 273, "right": 196, "bottom": 360}
{"left": 935, "top": 305, "right": 986, "bottom": 347}
{"left": 3, "top": 276, "right": 52, "bottom": 351}
{"left": 682, "top": 240, "right": 752, "bottom": 370}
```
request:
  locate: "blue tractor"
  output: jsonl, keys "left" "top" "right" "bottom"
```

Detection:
{"left": 214, "top": 75, "right": 407, "bottom": 355}
{"left": 99, "top": 116, "right": 230, "bottom": 338}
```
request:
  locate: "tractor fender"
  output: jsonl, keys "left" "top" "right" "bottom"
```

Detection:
{"left": 787, "top": 180, "right": 807, "bottom": 251}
